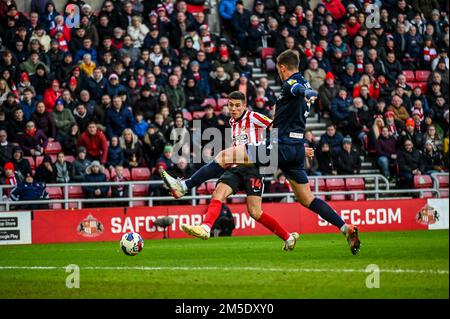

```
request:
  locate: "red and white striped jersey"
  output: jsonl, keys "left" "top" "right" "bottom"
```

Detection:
{"left": 229, "top": 110, "right": 272, "bottom": 146}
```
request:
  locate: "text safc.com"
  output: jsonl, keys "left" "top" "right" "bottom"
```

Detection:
{"left": 319, "top": 208, "right": 402, "bottom": 226}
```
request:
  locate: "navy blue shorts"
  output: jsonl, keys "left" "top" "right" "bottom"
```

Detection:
{"left": 246, "top": 141, "right": 309, "bottom": 184}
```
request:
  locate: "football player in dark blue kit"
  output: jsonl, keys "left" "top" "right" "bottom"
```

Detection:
{"left": 162, "top": 49, "right": 360, "bottom": 255}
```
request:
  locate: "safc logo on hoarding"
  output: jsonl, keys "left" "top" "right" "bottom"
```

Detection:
{"left": 77, "top": 214, "right": 104, "bottom": 237}
{"left": 417, "top": 205, "right": 440, "bottom": 225}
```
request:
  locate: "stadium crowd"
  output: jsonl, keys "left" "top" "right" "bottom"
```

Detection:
{"left": 0, "top": 0, "right": 448, "bottom": 205}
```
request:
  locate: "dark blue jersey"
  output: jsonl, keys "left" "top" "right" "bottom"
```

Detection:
{"left": 272, "top": 72, "right": 316, "bottom": 144}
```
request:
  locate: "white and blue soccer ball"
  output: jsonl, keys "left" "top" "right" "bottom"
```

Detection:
{"left": 120, "top": 232, "right": 144, "bottom": 256}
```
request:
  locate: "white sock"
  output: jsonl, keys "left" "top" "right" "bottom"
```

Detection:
{"left": 181, "top": 180, "right": 188, "bottom": 192}
{"left": 286, "top": 234, "right": 293, "bottom": 242}
{"left": 201, "top": 224, "right": 211, "bottom": 234}
{"left": 340, "top": 224, "right": 349, "bottom": 235}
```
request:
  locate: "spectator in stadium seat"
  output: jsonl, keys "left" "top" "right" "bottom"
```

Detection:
{"left": 53, "top": 98, "right": 76, "bottom": 141}
{"left": 209, "top": 66, "right": 231, "bottom": 99}
{"left": 376, "top": 126, "right": 398, "bottom": 179}
{"left": 163, "top": 75, "right": 186, "bottom": 112}
{"left": 0, "top": 130, "right": 14, "bottom": 168}
{"left": 320, "top": 124, "right": 344, "bottom": 155}
{"left": 127, "top": 15, "right": 149, "bottom": 49}
{"left": 335, "top": 137, "right": 362, "bottom": 175}
{"left": 397, "top": 139, "right": 425, "bottom": 187}
{"left": 269, "top": 171, "right": 291, "bottom": 201}
{"left": 74, "top": 38, "right": 97, "bottom": 64}
{"left": 19, "top": 121, "right": 48, "bottom": 157}
{"left": 143, "top": 124, "right": 167, "bottom": 167}
{"left": 6, "top": 107, "right": 27, "bottom": 144}
{"left": 322, "top": 0, "right": 346, "bottom": 22}
{"left": 170, "top": 115, "right": 190, "bottom": 148}
{"left": 120, "top": 128, "right": 143, "bottom": 168}
{"left": 169, "top": 156, "right": 194, "bottom": 179}
{"left": 424, "top": 124, "right": 443, "bottom": 153}
{"left": 73, "top": 103, "right": 94, "bottom": 133}
{"left": 184, "top": 77, "right": 205, "bottom": 112}
{"left": 1, "top": 162, "right": 21, "bottom": 195}
{"left": 340, "top": 63, "right": 360, "bottom": 92}
{"left": 318, "top": 72, "right": 340, "bottom": 117}
{"left": 10, "top": 146, "right": 32, "bottom": 180}
{"left": 387, "top": 95, "right": 410, "bottom": 125}
{"left": 316, "top": 142, "right": 337, "bottom": 176}
{"left": 398, "top": 118, "right": 425, "bottom": 150}
{"left": 303, "top": 58, "right": 326, "bottom": 91}
{"left": 330, "top": 88, "right": 351, "bottom": 125}
{"left": 106, "top": 73, "right": 127, "bottom": 98}
{"left": 105, "top": 96, "right": 134, "bottom": 139}
{"left": 19, "top": 88, "right": 37, "bottom": 122}
{"left": 10, "top": 173, "right": 49, "bottom": 210}
{"left": 55, "top": 151, "right": 71, "bottom": 183}
{"left": 156, "top": 144, "right": 175, "bottom": 172}
{"left": 85, "top": 68, "right": 107, "bottom": 103}
{"left": 31, "top": 102, "right": 56, "bottom": 141}
{"left": 348, "top": 97, "right": 372, "bottom": 150}
{"left": 111, "top": 164, "right": 129, "bottom": 200}
{"left": 422, "top": 139, "right": 444, "bottom": 174}
{"left": 34, "top": 155, "right": 56, "bottom": 184}
{"left": 77, "top": 121, "right": 108, "bottom": 164}
{"left": 82, "top": 161, "right": 109, "bottom": 203}
{"left": 42, "top": 79, "right": 61, "bottom": 113}
{"left": 384, "top": 52, "right": 403, "bottom": 83}
{"left": 71, "top": 146, "right": 91, "bottom": 182}
{"left": 231, "top": 1, "right": 251, "bottom": 53}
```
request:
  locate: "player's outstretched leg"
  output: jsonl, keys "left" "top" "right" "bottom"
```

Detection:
{"left": 290, "top": 180, "right": 361, "bottom": 255}
{"left": 246, "top": 196, "right": 299, "bottom": 251}
{"left": 162, "top": 144, "right": 251, "bottom": 199}
{"left": 181, "top": 198, "right": 223, "bottom": 239}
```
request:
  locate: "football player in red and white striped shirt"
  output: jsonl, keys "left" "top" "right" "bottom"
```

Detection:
{"left": 180, "top": 91, "right": 299, "bottom": 250}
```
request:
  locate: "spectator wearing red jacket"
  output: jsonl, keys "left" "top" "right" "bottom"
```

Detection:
{"left": 323, "top": 0, "right": 346, "bottom": 22}
{"left": 43, "top": 80, "right": 61, "bottom": 112}
{"left": 19, "top": 121, "right": 48, "bottom": 156}
{"left": 77, "top": 121, "right": 109, "bottom": 164}
{"left": 345, "top": 15, "right": 361, "bottom": 38}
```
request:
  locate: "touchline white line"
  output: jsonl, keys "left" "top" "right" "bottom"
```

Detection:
{"left": 0, "top": 266, "right": 448, "bottom": 275}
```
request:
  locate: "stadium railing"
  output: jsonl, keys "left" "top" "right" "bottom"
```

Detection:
{"left": 0, "top": 173, "right": 447, "bottom": 211}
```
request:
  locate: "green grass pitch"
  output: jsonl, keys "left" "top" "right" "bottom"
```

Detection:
{"left": 0, "top": 230, "right": 448, "bottom": 299}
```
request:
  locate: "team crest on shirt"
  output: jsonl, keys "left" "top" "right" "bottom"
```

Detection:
{"left": 287, "top": 79, "right": 297, "bottom": 85}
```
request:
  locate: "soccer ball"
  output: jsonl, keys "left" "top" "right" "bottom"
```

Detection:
{"left": 120, "top": 232, "right": 144, "bottom": 256}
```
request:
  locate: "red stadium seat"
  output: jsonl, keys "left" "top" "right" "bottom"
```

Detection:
{"left": 65, "top": 156, "right": 75, "bottom": 163}
{"left": 439, "top": 190, "right": 449, "bottom": 198}
{"left": 201, "top": 98, "right": 217, "bottom": 108}
{"left": 309, "top": 178, "right": 326, "bottom": 191}
{"left": 131, "top": 167, "right": 151, "bottom": 181}
{"left": 261, "top": 47, "right": 275, "bottom": 61}
{"left": 349, "top": 194, "right": 366, "bottom": 201}
{"left": 132, "top": 184, "right": 149, "bottom": 197}
{"left": 413, "top": 175, "right": 433, "bottom": 189}
{"left": 132, "top": 201, "right": 147, "bottom": 207}
{"left": 50, "top": 154, "right": 57, "bottom": 163}
{"left": 217, "top": 98, "right": 229, "bottom": 109}
{"left": 193, "top": 111, "right": 205, "bottom": 119}
{"left": 110, "top": 168, "right": 131, "bottom": 180}
{"left": 345, "top": 178, "right": 365, "bottom": 190}
{"left": 325, "top": 178, "right": 346, "bottom": 191}
{"left": 183, "top": 111, "right": 193, "bottom": 121}
{"left": 24, "top": 157, "right": 35, "bottom": 170}
{"left": 196, "top": 183, "right": 209, "bottom": 195}
{"left": 50, "top": 203, "right": 63, "bottom": 209}
{"left": 417, "top": 82, "right": 428, "bottom": 93}
{"left": 35, "top": 156, "right": 44, "bottom": 167}
{"left": 403, "top": 70, "right": 415, "bottom": 82}
{"left": 47, "top": 187, "right": 63, "bottom": 199}
{"left": 329, "top": 194, "right": 346, "bottom": 201}
{"left": 423, "top": 192, "right": 435, "bottom": 198}
{"left": 231, "top": 197, "right": 246, "bottom": 203}
{"left": 436, "top": 174, "right": 449, "bottom": 189}
{"left": 415, "top": 70, "right": 431, "bottom": 82}
{"left": 68, "top": 186, "right": 84, "bottom": 199}
{"left": 45, "top": 141, "right": 62, "bottom": 154}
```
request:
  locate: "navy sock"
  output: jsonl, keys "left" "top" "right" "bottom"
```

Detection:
{"left": 185, "top": 160, "right": 226, "bottom": 189}
{"left": 309, "top": 198, "right": 345, "bottom": 229}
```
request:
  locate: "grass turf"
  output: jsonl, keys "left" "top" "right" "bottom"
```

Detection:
{"left": 0, "top": 230, "right": 448, "bottom": 299}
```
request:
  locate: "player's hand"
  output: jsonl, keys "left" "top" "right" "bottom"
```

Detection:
{"left": 305, "top": 147, "right": 314, "bottom": 158}
{"left": 305, "top": 95, "right": 317, "bottom": 105}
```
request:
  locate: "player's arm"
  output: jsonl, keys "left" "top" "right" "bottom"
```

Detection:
{"left": 288, "top": 79, "right": 318, "bottom": 99}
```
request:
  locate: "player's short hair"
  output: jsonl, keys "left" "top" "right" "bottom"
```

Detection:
{"left": 276, "top": 49, "right": 300, "bottom": 70}
{"left": 228, "top": 91, "right": 246, "bottom": 104}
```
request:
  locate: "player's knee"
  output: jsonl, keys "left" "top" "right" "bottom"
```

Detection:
{"left": 248, "top": 207, "right": 262, "bottom": 220}
{"left": 211, "top": 188, "right": 228, "bottom": 202}
{"left": 214, "top": 151, "right": 226, "bottom": 167}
